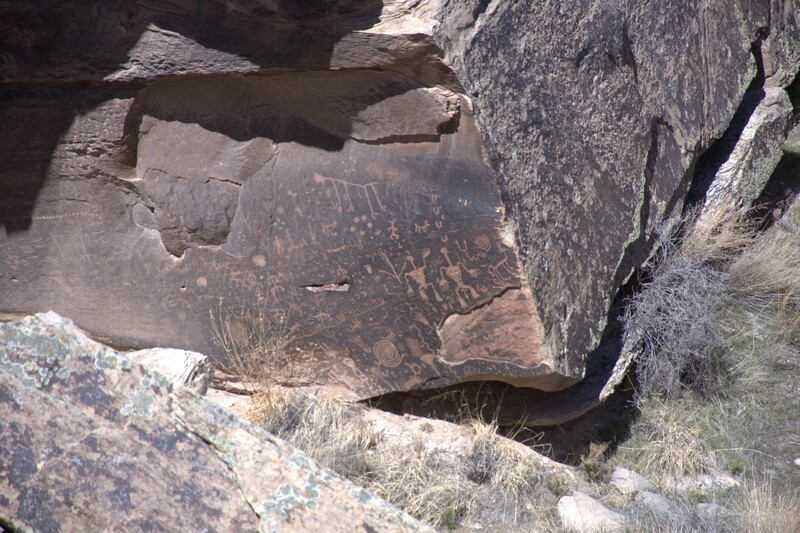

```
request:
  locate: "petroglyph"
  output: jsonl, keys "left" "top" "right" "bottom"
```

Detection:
{"left": 372, "top": 339, "right": 403, "bottom": 367}
{"left": 0, "top": 72, "right": 557, "bottom": 400}
{"left": 313, "top": 173, "right": 386, "bottom": 219}
{"left": 439, "top": 247, "right": 480, "bottom": 307}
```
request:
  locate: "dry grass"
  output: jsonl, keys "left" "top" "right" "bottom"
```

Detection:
{"left": 366, "top": 439, "right": 478, "bottom": 529}
{"left": 616, "top": 201, "right": 800, "bottom": 528}
{"left": 466, "top": 417, "right": 546, "bottom": 522}
{"left": 617, "top": 397, "right": 710, "bottom": 483}
{"left": 244, "top": 388, "right": 573, "bottom": 530}
{"left": 739, "top": 481, "right": 800, "bottom": 533}
{"left": 210, "top": 296, "right": 316, "bottom": 399}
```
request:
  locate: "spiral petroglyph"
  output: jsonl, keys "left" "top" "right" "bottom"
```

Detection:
{"left": 372, "top": 339, "right": 402, "bottom": 367}
{"left": 474, "top": 235, "right": 491, "bottom": 253}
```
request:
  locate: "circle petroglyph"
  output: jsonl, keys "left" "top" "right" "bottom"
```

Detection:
{"left": 474, "top": 235, "right": 491, "bottom": 253}
{"left": 252, "top": 254, "right": 267, "bottom": 267}
{"left": 196, "top": 276, "right": 208, "bottom": 287}
{"left": 373, "top": 339, "right": 402, "bottom": 367}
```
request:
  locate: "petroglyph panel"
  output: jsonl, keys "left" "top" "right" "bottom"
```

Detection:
{"left": 0, "top": 75, "right": 576, "bottom": 399}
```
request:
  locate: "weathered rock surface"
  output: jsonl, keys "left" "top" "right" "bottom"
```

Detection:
{"left": 609, "top": 467, "right": 656, "bottom": 496}
{"left": 699, "top": 87, "right": 794, "bottom": 214}
{"left": 1, "top": 1, "right": 799, "bottom": 406}
{"left": 127, "top": 347, "right": 214, "bottom": 394}
{"left": 633, "top": 490, "right": 679, "bottom": 517}
{"left": 557, "top": 491, "right": 624, "bottom": 532}
{"left": 0, "top": 312, "right": 431, "bottom": 532}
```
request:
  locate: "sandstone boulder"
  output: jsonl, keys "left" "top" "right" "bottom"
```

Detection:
{"left": 0, "top": 312, "right": 431, "bottom": 532}
{"left": 1, "top": 1, "right": 798, "bottom": 407}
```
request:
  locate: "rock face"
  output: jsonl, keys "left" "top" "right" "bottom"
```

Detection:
{"left": 0, "top": 312, "right": 431, "bottom": 532}
{"left": 433, "top": 0, "right": 798, "bottom": 367}
{"left": 0, "top": 1, "right": 569, "bottom": 399}
{"left": 1, "top": 1, "right": 798, "bottom": 401}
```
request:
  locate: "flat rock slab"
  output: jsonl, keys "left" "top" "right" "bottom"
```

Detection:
{"left": 0, "top": 312, "right": 431, "bottom": 532}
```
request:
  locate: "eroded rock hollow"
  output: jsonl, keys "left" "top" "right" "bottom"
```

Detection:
{"left": 2, "top": 0, "right": 798, "bottom": 401}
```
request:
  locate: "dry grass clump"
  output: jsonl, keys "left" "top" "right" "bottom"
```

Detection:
{"left": 366, "top": 439, "right": 478, "bottom": 529}
{"left": 617, "top": 397, "right": 710, "bottom": 483}
{"left": 210, "top": 303, "right": 291, "bottom": 389}
{"left": 466, "top": 417, "right": 545, "bottom": 522}
{"left": 739, "top": 481, "right": 800, "bottom": 533}
{"left": 245, "top": 390, "right": 572, "bottom": 530}
{"left": 248, "top": 390, "right": 379, "bottom": 480}
{"left": 248, "top": 390, "right": 477, "bottom": 528}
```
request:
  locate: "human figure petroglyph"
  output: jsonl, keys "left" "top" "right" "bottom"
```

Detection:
{"left": 439, "top": 246, "right": 479, "bottom": 307}
{"left": 456, "top": 239, "right": 481, "bottom": 261}
{"left": 313, "top": 173, "right": 386, "bottom": 219}
{"left": 488, "top": 244, "right": 517, "bottom": 283}
{"left": 388, "top": 220, "right": 400, "bottom": 241}
{"left": 404, "top": 248, "right": 434, "bottom": 301}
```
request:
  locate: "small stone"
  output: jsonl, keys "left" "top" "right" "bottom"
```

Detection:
{"left": 609, "top": 467, "right": 656, "bottom": 495}
{"left": 634, "top": 490, "right": 678, "bottom": 516}
{"left": 794, "top": 458, "right": 800, "bottom": 467}
{"left": 697, "top": 502, "right": 735, "bottom": 523}
{"left": 558, "top": 491, "right": 625, "bottom": 532}
{"left": 127, "top": 348, "right": 214, "bottom": 395}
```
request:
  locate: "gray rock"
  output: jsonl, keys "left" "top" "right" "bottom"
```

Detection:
{"left": 127, "top": 347, "right": 214, "bottom": 395}
{"left": 703, "top": 87, "right": 794, "bottom": 214}
{"left": 609, "top": 467, "right": 656, "bottom": 495}
{"left": 0, "top": 312, "right": 431, "bottom": 532}
{"left": 558, "top": 491, "right": 625, "bottom": 532}
{"left": 434, "top": 0, "right": 761, "bottom": 368}
{"left": 696, "top": 502, "right": 735, "bottom": 524}
{"left": 634, "top": 490, "right": 678, "bottom": 516}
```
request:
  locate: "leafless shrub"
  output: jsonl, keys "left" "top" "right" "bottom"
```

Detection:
{"left": 623, "top": 208, "right": 763, "bottom": 400}
{"left": 623, "top": 253, "right": 729, "bottom": 399}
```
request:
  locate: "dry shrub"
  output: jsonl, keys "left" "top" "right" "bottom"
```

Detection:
{"left": 623, "top": 207, "right": 771, "bottom": 400}
{"left": 739, "top": 481, "right": 800, "bottom": 533}
{"left": 623, "top": 252, "right": 729, "bottom": 399}
{"left": 210, "top": 297, "right": 311, "bottom": 397}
